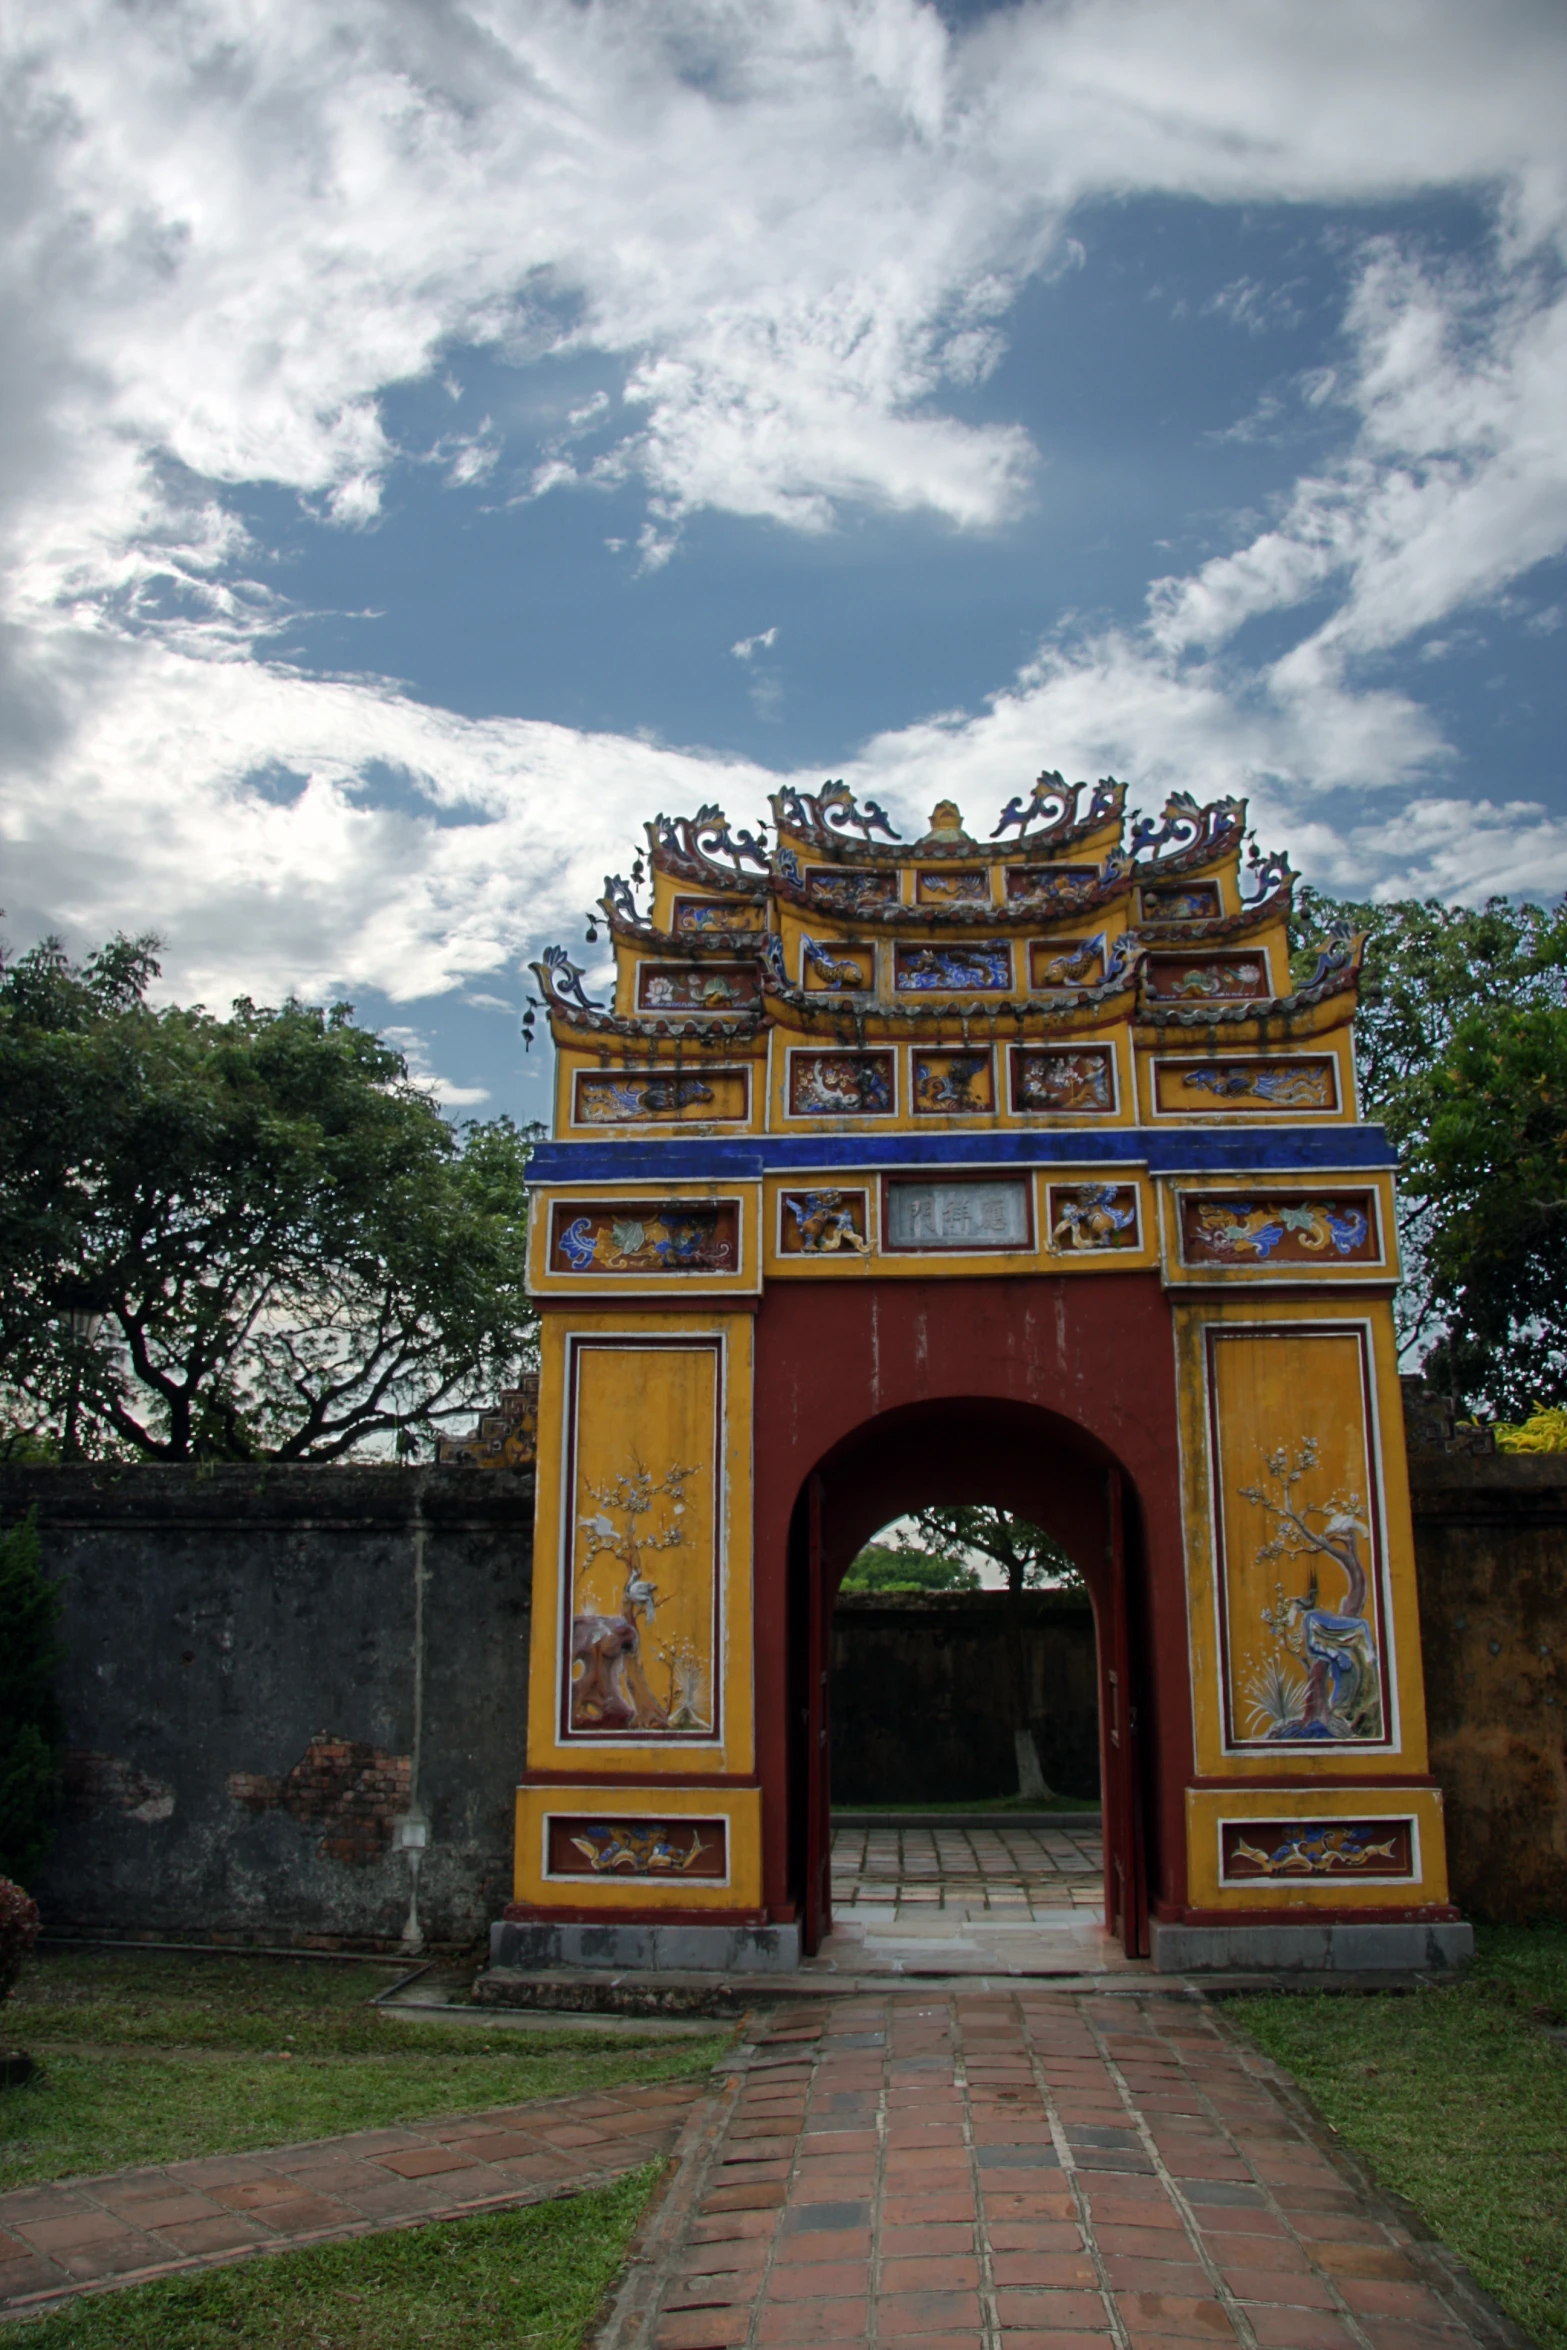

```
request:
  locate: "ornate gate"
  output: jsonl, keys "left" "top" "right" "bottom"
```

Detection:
{"left": 499, "top": 774, "right": 1470, "bottom": 1971}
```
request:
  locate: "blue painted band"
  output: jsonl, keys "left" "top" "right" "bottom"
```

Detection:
{"left": 526, "top": 1126, "right": 1398, "bottom": 1184}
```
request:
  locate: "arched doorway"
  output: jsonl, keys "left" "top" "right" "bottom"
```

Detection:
{"left": 784, "top": 1395, "right": 1150, "bottom": 1958}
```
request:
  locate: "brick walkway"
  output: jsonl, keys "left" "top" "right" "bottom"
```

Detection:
{"left": 831, "top": 1824, "right": 1105, "bottom": 1916}
{"left": 633, "top": 1992, "right": 1503, "bottom": 2350}
{"left": 0, "top": 2076, "right": 703, "bottom": 2321}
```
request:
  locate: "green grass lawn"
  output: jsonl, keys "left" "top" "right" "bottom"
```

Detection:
{"left": 0, "top": 1948, "right": 731, "bottom": 2191}
{"left": 1229, "top": 1922, "right": 1567, "bottom": 2350}
{"left": 8, "top": 2163, "right": 660, "bottom": 2348}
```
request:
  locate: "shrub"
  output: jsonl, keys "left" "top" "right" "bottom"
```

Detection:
{"left": 0, "top": 1878, "right": 40, "bottom": 2008}
{"left": 0, "top": 1512, "right": 64, "bottom": 1880}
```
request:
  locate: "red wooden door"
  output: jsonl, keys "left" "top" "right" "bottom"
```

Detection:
{"left": 802, "top": 1473, "right": 832, "bottom": 1956}
{"left": 1102, "top": 1467, "right": 1149, "bottom": 1959}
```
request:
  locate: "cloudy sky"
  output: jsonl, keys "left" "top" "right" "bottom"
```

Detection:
{"left": 3, "top": 0, "right": 1565, "bottom": 1121}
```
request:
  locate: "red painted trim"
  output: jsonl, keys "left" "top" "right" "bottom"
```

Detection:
{"left": 536, "top": 1295, "right": 762, "bottom": 1316}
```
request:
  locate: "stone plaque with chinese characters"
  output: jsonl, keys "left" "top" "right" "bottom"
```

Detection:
{"left": 885, "top": 1178, "right": 1030, "bottom": 1250}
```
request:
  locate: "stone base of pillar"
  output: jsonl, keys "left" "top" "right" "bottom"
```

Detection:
{"left": 1148, "top": 1918, "right": 1475, "bottom": 1973}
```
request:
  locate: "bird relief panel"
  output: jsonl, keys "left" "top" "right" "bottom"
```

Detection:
{"left": 1207, "top": 1327, "right": 1393, "bottom": 1750}
{"left": 1154, "top": 1058, "right": 1339, "bottom": 1114}
{"left": 563, "top": 1342, "right": 720, "bottom": 1742}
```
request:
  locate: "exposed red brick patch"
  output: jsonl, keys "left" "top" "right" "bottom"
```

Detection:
{"left": 224, "top": 1735, "right": 410, "bottom": 1863}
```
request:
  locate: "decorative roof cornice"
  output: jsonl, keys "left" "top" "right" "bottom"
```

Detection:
{"left": 1134, "top": 933, "right": 1364, "bottom": 1032}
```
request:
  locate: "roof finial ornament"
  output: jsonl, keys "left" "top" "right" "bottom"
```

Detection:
{"left": 921, "top": 799, "right": 971, "bottom": 846}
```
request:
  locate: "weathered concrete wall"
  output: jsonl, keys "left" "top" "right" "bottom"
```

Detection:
{"left": 1409, "top": 1456, "right": 1567, "bottom": 1923}
{"left": 0, "top": 1466, "right": 533, "bottom": 1949}
{"left": 830, "top": 1591, "right": 1101, "bottom": 1804}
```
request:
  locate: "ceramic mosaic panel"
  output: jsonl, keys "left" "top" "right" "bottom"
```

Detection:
{"left": 912, "top": 1049, "right": 995, "bottom": 1115}
{"left": 1219, "top": 1818, "right": 1413, "bottom": 1883}
{"left": 1005, "top": 864, "right": 1100, "bottom": 910}
{"left": 573, "top": 1068, "right": 750, "bottom": 1125}
{"left": 636, "top": 963, "right": 761, "bottom": 1013}
{"left": 800, "top": 937, "right": 874, "bottom": 991}
{"left": 1139, "top": 881, "right": 1222, "bottom": 922}
{"left": 914, "top": 867, "right": 989, "bottom": 904}
{"left": 545, "top": 1814, "right": 728, "bottom": 1879}
{"left": 672, "top": 896, "right": 766, "bottom": 935}
{"left": 1028, "top": 936, "right": 1105, "bottom": 989}
{"left": 805, "top": 867, "right": 898, "bottom": 913}
{"left": 1046, "top": 1182, "right": 1140, "bottom": 1253}
{"left": 1144, "top": 952, "right": 1271, "bottom": 1001}
{"left": 884, "top": 1177, "right": 1030, "bottom": 1250}
{"left": 779, "top": 1188, "right": 870, "bottom": 1255}
{"left": 892, "top": 940, "right": 1012, "bottom": 992}
{"left": 1011, "top": 1046, "right": 1117, "bottom": 1114}
{"left": 551, "top": 1201, "right": 740, "bottom": 1277}
{"left": 1181, "top": 1191, "right": 1379, "bottom": 1267}
{"left": 787, "top": 1051, "right": 896, "bottom": 1117}
{"left": 1155, "top": 1057, "right": 1339, "bottom": 1114}
{"left": 1207, "top": 1324, "right": 1392, "bottom": 1750}
{"left": 564, "top": 1340, "right": 720, "bottom": 1742}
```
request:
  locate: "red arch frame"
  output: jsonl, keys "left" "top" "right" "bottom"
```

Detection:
{"left": 749, "top": 1272, "right": 1195, "bottom": 1956}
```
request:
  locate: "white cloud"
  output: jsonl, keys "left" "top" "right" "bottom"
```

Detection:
{"left": 2, "top": 0, "right": 1567, "bottom": 1034}
{"left": 731, "top": 628, "right": 779, "bottom": 661}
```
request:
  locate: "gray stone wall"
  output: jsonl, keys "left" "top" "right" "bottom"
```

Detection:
{"left": 0, "top": 1465, "right": 533, "bottom": 1949}
{"left": 830, "top": 1591, "right": 1100, "bottom": 1804}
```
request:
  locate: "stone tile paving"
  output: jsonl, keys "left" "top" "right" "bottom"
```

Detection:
{"left": 642, "top": 1991, "right": 1507, "bottom": 2350}
{"left": 0, "top": 2076, "right": 704, "bottom": 2321}
{"left": 831, "top": 1825, "right": 1105, "bottom": 1917}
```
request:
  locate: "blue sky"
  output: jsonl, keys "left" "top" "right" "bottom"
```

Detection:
{"left": 3, "top": 2, "right": 1565, "bottom": 1126}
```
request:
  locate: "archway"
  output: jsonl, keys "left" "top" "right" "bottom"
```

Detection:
{"left": 784, "top": 1395, "right": 1150, "bottom": 1957}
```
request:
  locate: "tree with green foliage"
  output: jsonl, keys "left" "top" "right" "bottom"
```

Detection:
{"left": 0, "top": 934, "right": 536, "bottom": 1460}
{"left": 902, "top": 1504, "right": 1081, "bottom": 1596}
{"left": 0, "top": 1513, "right": 63, "bottom": 1884}
{"left": 839, "top": 1539, "right": 978, "bottom": 1593}
{"left": 1292, "top": 886, "right": 1567, "bottom": 1415}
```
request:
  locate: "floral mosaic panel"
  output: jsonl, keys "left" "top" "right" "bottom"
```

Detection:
{"left": 636, "top": 963, "right": 761, "bottom": 1013}
{"left": 545, "top": 1814, "right": 728, "bottom": 1879}
{"left": 1011, "top": 1046, "right": 1117, "bottom": 1113}
{"left": 912, "top": 1049, "right": 995, "bottom": 1115}
{"left": 573, "top": 1068, "right": 750, "bottom": 1124}
{"left": 565, "top": 1341, "right": 719, "bottom": 1741}
{"left": 552, "top": 1202, "right": 740, "bottom": 1276}
{"left": 1144, "top": 953, "right": 1271, "bottom": 1000}
{"left": 1156, "top": 1057, "right": 1338, "bottom": 1114}
{"left": 788, "top": 1050, "right": 896, "bottom": 1116}
{"left": 1181, "top": 1192, "right": 1378, "bottom": 1266}
{"left": 1208, "top": 1327, "right": 1391, "bottom": 1749}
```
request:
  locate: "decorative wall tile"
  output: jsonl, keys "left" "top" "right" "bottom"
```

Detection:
{"left": 1046, "top": 1182, "right": 1140, "bottom": 1252}
{"left": 915, "top": 867, "right": 989, "bottom": 903}
{"left": 672, "top": 896, "right": 766, "bottom": 934}
{"left": 1011, "top": 1046, "right": 1117, "bottom": 1113}
{"left": 1139, "top": 881, "right": 1222, "bottom": 921}
{"left": 779, "top": 1188, "right": 871, "bottom": 1255}
{"left": 787, "top": 1050, "right": 896, "bottom": 1116}
{"left": 636, "top": 963, "right": 761, "bottom": 1013}
{"left": 552, "top": 1202, "right": 740, "bottom": 1277}
{"left": 573, "top": 1067, "right": 750, "bottom": 1124}
{"left": 545, "top": 1813, "right": 728, "bottom": 1879}
{"left": 912, "top": 1048, "right": 995, "bottom": 1115}
{"left": 1181, "top": 1191, "right": 1379, "bottom": 1266}
{"left": 892, "top": 940, "right": 1012, "bottom": 992}
{"left": 1144, "top": 952, "right": 1271, "bottom": 1000}
{"left": 1155, "top": 1057, "right": 1338, "bottom": 1114}
{"left": 1219, "top": 1818, "right": 1413, "bottom": 1882}
{"left": 1029, "top": 936, "right": 1105, "bottom": 989}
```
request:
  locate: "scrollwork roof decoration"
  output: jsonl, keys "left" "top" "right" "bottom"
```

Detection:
{"left": 646, "top": 804, "right": 772, "bottom": 889}
{"left": 533, "top": 945, "right": 605, "bottom": 1017}
{"left": 598, "top": 872, "right": 654, "bottom": 938}
{"left": 1240, "top": 842, "right": 1297, "bottom": 906}
{"left": 993, "top": 771, "right": 1125, "bottom": 843}
{"left": 769, "top": 780, "right": 902, "bottom": 848}
{"left": 1130, "top": 791, "right": 1248, "bottom": 865}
